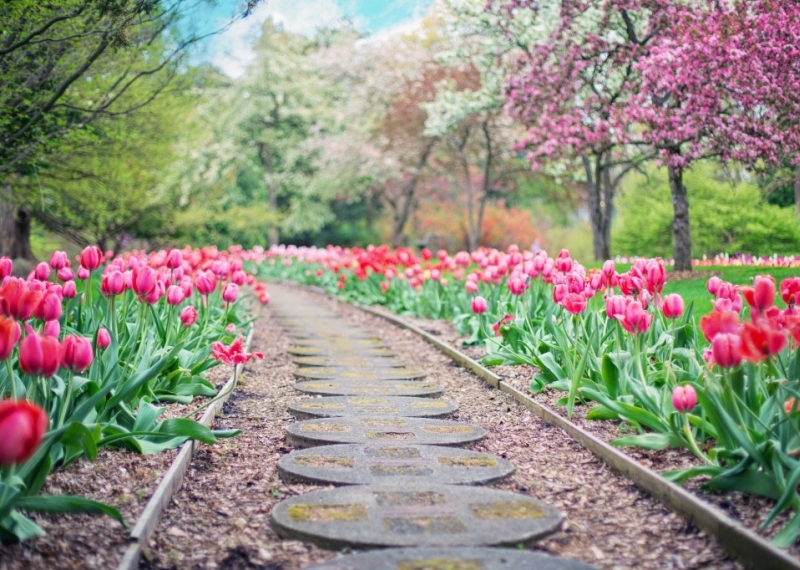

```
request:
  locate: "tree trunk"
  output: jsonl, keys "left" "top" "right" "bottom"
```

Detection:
{"left": 390, "top": 141, "right": 435, "bottom": 248}
{"left": 668, "top": 164, "right": 692, "bottom": 272}
{"left": 582, "top": 154, "right": 611, "bottom": 261}
{"left": 795, "top": 164, "right": 800, "bottom": 216}
{"left": 0, "top": 183, "right": 34, "bottom": 261}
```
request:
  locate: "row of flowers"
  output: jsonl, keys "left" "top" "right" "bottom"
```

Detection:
{"left": 257, "top": 244, "right": 800, "bottom": 547}
{"left": 0, "top": 245, "right": 266, "bottom": 542}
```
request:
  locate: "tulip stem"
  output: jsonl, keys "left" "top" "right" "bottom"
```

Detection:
{"left": 57, "top": 374, "right": 74, "bottom": 429}
{"left": 183, "top": 364, "right": 239, "bottom": 420}
{"left": 683, "top": 416, "right": 712, "bottom": 464}
{"left": 6, "top": 359, "right": 16, "bottom": 400}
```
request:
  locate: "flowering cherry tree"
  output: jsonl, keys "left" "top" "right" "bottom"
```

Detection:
{"left": 627, "top": 0, "right": 800, "bottom": 270}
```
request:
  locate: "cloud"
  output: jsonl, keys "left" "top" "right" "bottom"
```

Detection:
{"left": 209, "top": 0, "right": 344, "bottom": 78}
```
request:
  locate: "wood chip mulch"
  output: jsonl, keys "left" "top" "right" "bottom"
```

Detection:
{"left": 0, "top": 286, "right": 744, "bottom": 569}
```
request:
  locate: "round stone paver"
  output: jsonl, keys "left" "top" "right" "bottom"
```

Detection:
{"left": 294, "top": 356, "right": 410, "bottom": 368}
{"left": 270, "top": 483, "right": 563, "bottom": 549}
{"left": 291, "top": 338, "right": 389, "bottom": 348}
{"left": 289, "top": 396, "right": 457, "bottom": 419}
{"left": 288, "top": 346, "right": 396, "bottom": 357}
{"left": 293, "top": 367, "right": 426, "bottom": 381}
{"left": 293, "top": 380, "right": 444, "bottom": 398}
{"left": 278, "top": 444, "right": 513, "bottom": 486}
{"left": 306, "top": 547, "right": 597, "bottom": 569}
{"left": 285, "top": 417, "right": 486, "bottom": 448}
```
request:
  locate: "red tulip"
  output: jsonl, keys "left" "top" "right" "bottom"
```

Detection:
{"left": 661, "top": 294, "right": 685, "bottom": 319}
{"left": 739, "top": 320, "right": 788, "bottom": 363}
{"left": 0, "top": 399, "right": 48, "bottom": 466}
{"left": 166, "top": 285, "right": 184, "bottom": 306}
{"left": 672, "top": 385, "right": 697, "bottom": 413}
{"left": 699, "top": 310, "right": 740, "bottom": 342}
{"left": 180, "top": 305, "right": 198, "bottom": 327}
{"left": 34, "top": 292, "right": 62, "bottom": 322}
{"left": 222, "top": 283, "right": 239, "bottom": 304}
{"left": 421, "top": 248, "right": 433, "bottom": 261}
{"left": 49, "top": 251, "right": 69, "bottom": 270}
{"left": 96, "top": 327, "right": 111, "bottom": 350}
{"left": 712, "top": 333, "right": 743, "bottom": 368}
{"left": 211, "top": 337, "right": 263, "bottom": 365}
{"left": 17, "top": 288, "right": 42, "bottom": 321}
{"left": 60, "top": 335, "right": 93, "bottom": 373}
{"left": 0, "top": 316, "right": 21, "bottom": 360}
{"left": 741, "top": 275, "right": 776, "bottom": 315}
{"left": 471, "top": 296, "right": 487, "bottom": 314}
{"left": 19, "top": 333, "right": 60, "bottom": 377}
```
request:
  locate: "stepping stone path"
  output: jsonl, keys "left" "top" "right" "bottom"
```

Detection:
{"left": 293, "top": 366, "right": 426, "bottom": 381}
{"left": 268, "top": 292, "right": 596, "bottom": 569}
{"left": 288, "top": 395, "right": 458, "bottom": 418}
{"left": 278, "top": 444, "right": 515, "bottom": 486}
{"left": 293, "top": 379, "right": 444, "bottom": 398}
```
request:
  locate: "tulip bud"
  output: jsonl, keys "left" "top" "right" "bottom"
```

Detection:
{"left": 471, "top": 296, "right": 487, "bottom": 314}
{"left": 195, "top": 270, "right": 216, "bottom": 295}
{"left": 0, "top": 257, "right": 12, "bottom": 280}
{"left": 672, "top": 385, "right": 697, "bottom": 413}
{"left": 0, "top": 399, "right": 48, "bottom": 466}
{"left": 34, "top": 262, "right": 50, "bottom": 281}
{"left": 144, "top": 281, "right": 164, "bottom": 304}
{"left": 131, "top": 266, "right": 156, "bottom": 297}
{"left": 231, "top": 270, "right": 246, "bottom": 286}
{"left": 96, "top": 327, "right": 111, "bottom": 349}
{"left": 62, "top": 280, "right": 77, "bottom": 299}
{"left": 60, "top": 335, "right": 94, "bottom": 372}
{"left": 166, "top": 248, "right": 183, "bottom": 269}
{"left": 77, "top": 266, "right": 90, "bottom": 280}
{"left": 222, "top": 283, "right": 239, "bottom": 304}
{"left": 712, "top": 333, "right": 743, "bottom": 368}
{"left": 80, "top": 246, "right": 103, "bottom": 272}
{"left": 35, "top": 292, "right": 62, "bottom": 322}
{"left": 706, "top": 276, "right": 722, "bottom": 296}
{"left": 602, "top": 260, "right": 615, "bottom": 278}
{"left": 661, "top": 294, "right": 685, "bottom": 319}
{"left": 44, "top": 319, "right": 60, "bottom": 338}
{"left": 49, "top": 251, "right": 69, "bottom": 270}
{"left": 17, "top": 288, "right": 42, "bottom": 321}
{"left": 19, "top": 333, "right": 60, "bottom": 377}
{"left": 166, "top": 285, "right": 184, "bottom": 306}
{"left": 101, "top": 271, "right": 126, "bottom": 297}
{"left": 180, "top": 305, "right": 198, "bottom": 327}
{"left": 0, "top": 316, "right": 21, "bottom": 360}
{"left": 552, "top": 284, "right": 568, "bottom": 304}
{"left": 57, "top": 267, "right": 75, "bottom": 282}
{"left": 465, "top": 280, "right": 479, "bottom": 294}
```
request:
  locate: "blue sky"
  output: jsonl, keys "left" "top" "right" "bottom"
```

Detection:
{"left": 190, "top": 0, "right": 434, "bottom": 77}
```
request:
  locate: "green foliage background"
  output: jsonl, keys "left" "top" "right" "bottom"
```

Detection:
{"left": 613, "top": 162, "right": 800, "bottom": 257}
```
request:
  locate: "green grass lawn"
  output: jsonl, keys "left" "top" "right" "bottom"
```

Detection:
{"left": 591, "top": 264, "right": 800, "bottom": 314}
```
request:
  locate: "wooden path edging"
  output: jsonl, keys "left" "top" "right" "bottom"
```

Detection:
{"left": 353, "top": 302, "right": 800, "bottom": 570}
{"left": 116, "top": 324, "right": 256, "bottom": 570}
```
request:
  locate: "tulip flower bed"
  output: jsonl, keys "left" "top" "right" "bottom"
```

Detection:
{"left": 0, "top": 245, "right": 268, "bottom": 546}
{"left": 257, "top": 244, "right": 800, "bottom": 550}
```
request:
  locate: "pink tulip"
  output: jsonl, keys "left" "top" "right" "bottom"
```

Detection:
{"left": 60, "top": 335, "right": 93, "bottom": 373}
{"left": 132, "top": 266, "right": 156, "bottom": 297}
{"left": 602, "top": 259, "right": 615, "bottom": 278}
{"left": 706, "top": 276, "right": 722, "bottom": 296}
{"left": 222, "top": 283, "right": 239, "bottom": 303}
{"left": 231, "top": 270, "right": 246, "bottom": 286}
{"left": 34, "top": 292, "right": 62, "bottom": 322}
{"left": 57, "top": 267, "right": 74, "bottom": 282}
{"left": 661, "top": 294, "right": 685, "bottom": 319}
{"left": 712, "top": 333, "right": 743, "bottom": 368}
{"left": 0, "top": 400, "right": 48, "bottom": 466}
{"left": 80, "top": 246, "right": 103, "bottom": 271}
{"left": 62, "top": 280, "right": 77, "bottom": 299}
{"left": 166, "top": 285, "right": 184, "bottom": 306}
{"left": 180, "top": 305, "right": 198, "bottom": 327}
{"left": 552, "top": 284, "right": 568, "bottom": 304}
{"left": 49, "top": 251, "right": 69, "bottom": 270}
{"left": 562, "top": 293, "right": 587, "bottom": 314}
{"left": 43, "top": 320, "right": 60, "bottom": 338}
{"left": 165, "top": 249, "right": 183, "bottom": 269}
{"left": 144, "top": 281, "right": 164, "bottom": 304}
{"left": 0, "top": 258, "right": 12, "bottom": 280}
{"left": 195, "top": 271, "right": 216, "bottom": 295}
{"left": 19, "top": 333, "right": 60, "bottom": 377}
{"left": 605, "top": 295, "right": 627, "bottom": 319}
{"left": 77, "top": 267, "right": 90, "bottom": 280}
{"left": 34, "top": 262, "right": 50, "bottom": 281}
{"left": 471, "top": 296, "right": 487, "bottom": 314}
{"left": 96, "top": 327, "right": 111, "bottom": 350}
{"left": 672, "top": 385, "right": 697, "bottom": 413}
{"left": 101, "top": 271, "right": 126, "bottom": 297}
{"left": 0, "top": 316, "right": 21, "bottom": 360}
